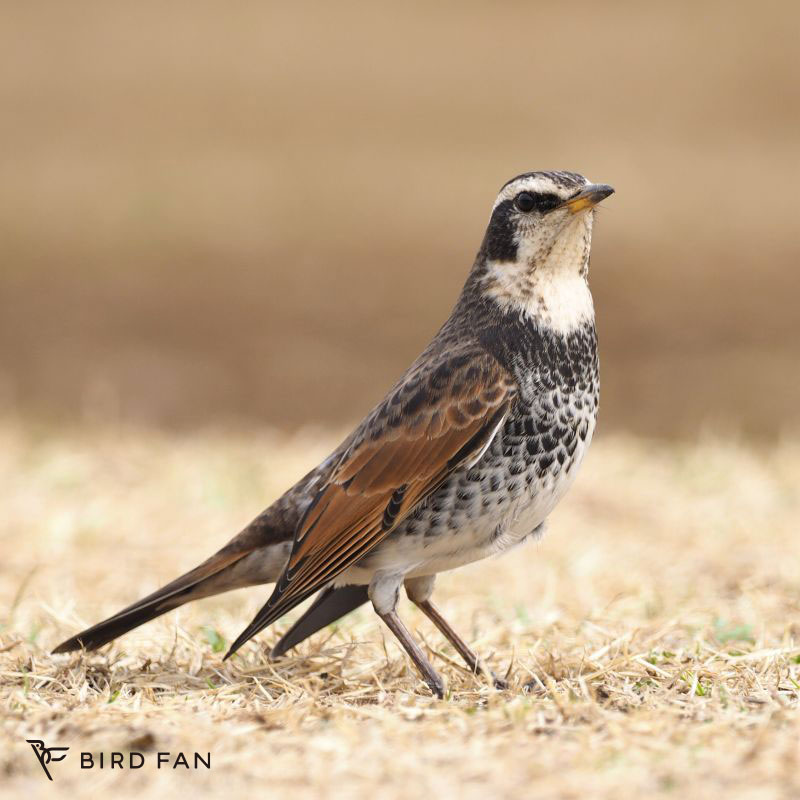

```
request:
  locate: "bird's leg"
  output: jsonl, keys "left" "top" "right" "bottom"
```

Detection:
{"left": 405, "top": 575, "right": 507, "bottom": 690}
{"left": 368, "top": 572, "right": 445, "bottom": 699}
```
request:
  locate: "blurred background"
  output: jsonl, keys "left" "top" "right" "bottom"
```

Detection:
{"left": 1, "top": 0, "right": 798, "bottom": 439}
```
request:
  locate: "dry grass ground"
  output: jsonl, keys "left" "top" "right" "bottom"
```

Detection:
{"left": 1, "top": 419, "right": 799, "bottom": 798}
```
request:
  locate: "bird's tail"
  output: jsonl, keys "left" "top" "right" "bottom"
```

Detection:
{"left": 52, "top": 541, "right": 371, "bottom": 656}
{"left": 52, "top": 541, "right": 289, "bottom": 654}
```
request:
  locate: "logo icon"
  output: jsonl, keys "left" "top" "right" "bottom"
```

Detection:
{"left": 26, "top": 739, "right": 69, "bottom": 781}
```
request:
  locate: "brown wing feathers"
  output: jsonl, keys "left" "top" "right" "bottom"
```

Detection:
{"left": 224, "top": 351, "right": 514, "bottom": 659}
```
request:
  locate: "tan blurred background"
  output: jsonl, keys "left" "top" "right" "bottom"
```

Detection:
{"left": 1, "top": 1, "right": 798, "bottom": 438}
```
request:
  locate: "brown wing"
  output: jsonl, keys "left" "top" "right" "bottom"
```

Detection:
{"left": 224, "top": 348, "right": 515, "bottom": 658}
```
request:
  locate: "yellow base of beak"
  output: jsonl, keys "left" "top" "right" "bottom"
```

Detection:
{"left": 563, "top": 183, "right": 615, "bottom": 214}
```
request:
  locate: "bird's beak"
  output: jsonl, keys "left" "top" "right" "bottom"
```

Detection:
{"left": 560, "top": 183, "right": 615, "bottom": 214}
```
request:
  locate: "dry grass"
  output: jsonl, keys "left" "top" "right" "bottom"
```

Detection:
{"left": 1, "top": 419, "right": 799, "bottom": 798}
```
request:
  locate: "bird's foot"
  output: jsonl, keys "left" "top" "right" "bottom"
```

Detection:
{"left": 424, "top": 673, "right": 446, "bottom": 699}
{"left": 488, "top": 671, "right": 509, "bottom": 690}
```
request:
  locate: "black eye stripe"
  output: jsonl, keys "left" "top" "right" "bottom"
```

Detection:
{"left": 514, "top": 191, "right": 562, "bottom": 213}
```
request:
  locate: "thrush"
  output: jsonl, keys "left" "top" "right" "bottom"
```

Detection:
{"left": 55, "top": 171, "right": 614, "bottom": 698}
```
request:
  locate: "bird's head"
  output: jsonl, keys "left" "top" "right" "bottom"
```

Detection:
{"left": 474, "top": 171, "right": 614, "bottom": 334}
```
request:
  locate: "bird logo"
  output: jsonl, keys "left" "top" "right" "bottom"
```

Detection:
{"left": 26, "top": 739, "right": 70, "bottom": 781}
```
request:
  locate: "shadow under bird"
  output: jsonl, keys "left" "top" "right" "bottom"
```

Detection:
{"left": 55, "top": 171, "right": 614, "bottom": 697}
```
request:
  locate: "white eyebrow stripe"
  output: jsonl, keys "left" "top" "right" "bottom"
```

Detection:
{"left": 492, "top": 175, "right": 592, "bottom": 211}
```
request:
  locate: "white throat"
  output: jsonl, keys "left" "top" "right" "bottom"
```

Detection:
{"left": 480, "top": 212, "right": 595, "bottom": 335}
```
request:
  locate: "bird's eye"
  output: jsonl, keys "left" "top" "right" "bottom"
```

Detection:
{"left": 515, "top": 192, "right": 535, "bottom": 213}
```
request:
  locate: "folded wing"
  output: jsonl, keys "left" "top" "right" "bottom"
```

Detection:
{"left": 225, "top": 347, "right": 515, "bottom": 658}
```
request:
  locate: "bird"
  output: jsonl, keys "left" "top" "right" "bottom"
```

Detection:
{"left": 54, "top": 170, "right": 614, "bottom": 698}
